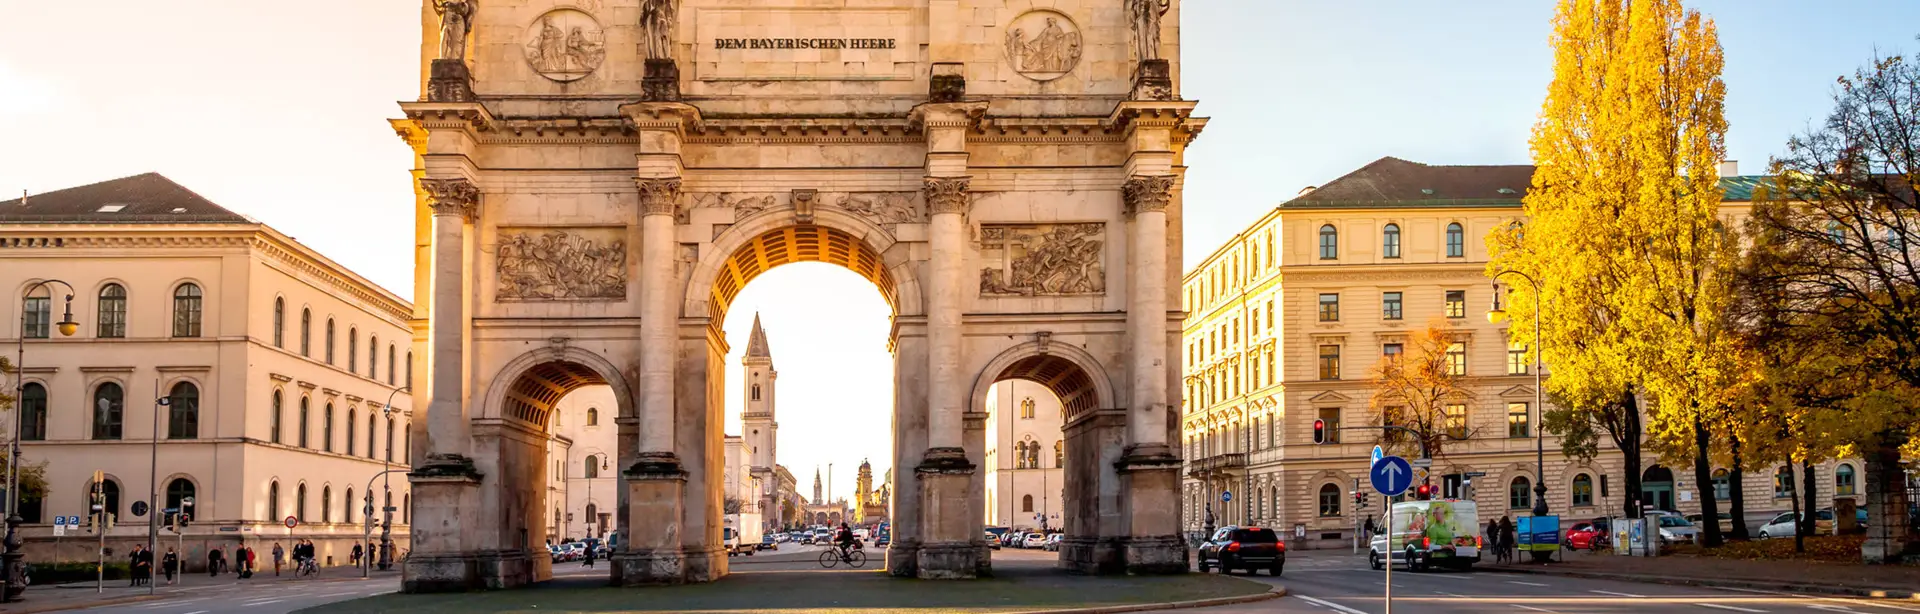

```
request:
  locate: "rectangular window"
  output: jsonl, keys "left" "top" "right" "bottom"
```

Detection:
{"left": 1508, "top": 343, "right": 1528, "bottom": 375}
{"left": 1383, "top": 343, "right": 1403, "bottom": 360}
{"left": 1445, "top": 342, "right": 1466, "bottom": 376}
{"left": 1317, "top": 407, "right": 1342, "bottom": 444}
{"left": 1445, "top": 290, "right": 1466, "bottom": 318}
{"left": 1444, "top": 404, "right": 1468, "bottom": 439}
{"left": 1266, "top": 300, "right": 1275, "bottom": 328}
{"left": 1382, "top": 292, "right": 1403, "bottom": 320}
{"left": 21, "top": 297, "right": 49, "bottom": 339}
{"left": 1319, "top": 293, "right": 1340, "bottom": 322}
{"left": 98, "top": 291, "right": 126, "bottom": 338}
{"left": 1318, "top": 345, "right": 1341, "bottom": 380}
{"left": 1266, "top": 352, "right": 1275, "bottom": 383}
{"left": 1507, "top": 402, "right": 1530, "bottom": 438}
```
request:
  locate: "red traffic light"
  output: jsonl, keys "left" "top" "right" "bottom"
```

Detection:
{"left": 1312, "top": 419, "right": 1327, "bottom": 444}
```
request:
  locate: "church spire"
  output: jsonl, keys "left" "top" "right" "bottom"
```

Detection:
{"left": 745, "top": 312, "right": 772, "bottom": 360}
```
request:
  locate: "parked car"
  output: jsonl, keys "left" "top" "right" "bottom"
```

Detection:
{"left": 1023, "top": 532, "right": 1046, "bottom": 549}
{"left": 1757, "top": 511, "right": 1798, "bottom": 539}
{"left": 1004, "top": 532, "right": 1027, "bottom": 548}
{"left": 1564, "top": 520, "right": 1610, "bottom": 551}
{"left": 1648, "top": 512, "right": 1697, "bottom": 544}
{"left": 985, "top": 532, "right": 1000, "bottom": 550}
{"left": 772, "top": 532, "right": 791, "bottom": 543}
{"left": 1042, "top": 534, "right": 1064, "bottom": 551}
{"left": 759, "top": 534, "right": 777, "bottom": 551}
{"left": 1686, "top": 512, "right": 1734, "bottom": 535}
{"left": 1197, "top": 526, "right": 1285, "bottom": 575}
{"left": 1815, "top": 507, "right": 1869, "bottom": 534}
{"left": 812, "top": 533, "right": 834, "bottom": 546}
{"left": 547, "top": 545, "right": 564, "bottom": 563}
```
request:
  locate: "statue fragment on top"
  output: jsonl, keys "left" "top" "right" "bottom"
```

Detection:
{"left": 1126, "top": 0, "right": 1174, "bottom": 100}
{"left": 435, "top": 0, "right": 476, "bottom": 61}
{"left": 639, "top": 0, "right": 682, "bottom": 101}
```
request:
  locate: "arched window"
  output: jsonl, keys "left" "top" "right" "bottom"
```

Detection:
{"left": 345, "top": 486, "right": 355, "bottom": 524}
{"left": 1318, "top": 484, "right": 1341, "bottom": 516}
{"left": 751, "top": 384, "right": 761, "bottom": 401}
{"left": 165, "top": 478, "right": 195, "bottom": 515}
{"left": 1021, "top": 397, "right": 1035, "bottom": 419}
{"left": 585, "top": 455, "right": 600, "bottom": 479}
{"left": 167, "top": 381, "right": 199, "bottom": 439}
{"left": 367, "top": 412, "right": 378, "bottom": 460}
{"left": 299, "top": 396, "right": 311, "bottom": 448}
{"left": 97, "top": 284, "right": 126, "bottom": 338}
{"left": 587, "top": 408, "right": 599, "bottom": 426}
{"left": 1021, "top": 494, "right": 1034, "bottom": 513}
{"left": 1054, "top": 440, "right": 1064, "bottom": 469}
{"left": 172, "top": 283, "right": 203, "bottom": 338}
{"left": 273, "top": 297, "right": 285, "bottom": 347}
{"left": 346, "top": 407, "right": 358, "bottom": 455}
{"left": 1712, "top": 468, "right": 1731, "bottom": 500}
{"left": 404, "top": 421, "right": 411, "bottom": 459}
{"left": 300, "top": 308, "right": 312, "bottom": 356}
{"left": 1774, "top": 466, "right": 1794, "bottom": 498}
{"left": 88, "top": 478, "right": 122, "bottom": 519}
{"left": 323, "top": 402, "right": 335, "bottom": 452}
{"left": 325, "top": 319, "right": 336, "bottom": 364}
{"left": 20, "top": 383, "right": 47, "bottom": 441}
{"left": 1318, "top": 224, "right": 1338, "bottom": 260}
{"left": 403, "top": 494, "right": 410, "bottom": 524}
{"left": 1510, "top": 476, "right": 1533, "bottom": 510}
{"left": 92, "top": 382, "right": 124, "bottom": 440}
{"left": 322, "top": 486, "right": 333, "bottom": 523}
{"left": 368, "top": 335, "right": 378, "bottom": 378}
{"left": 1835, "top": 464, "right": 1857, "bottom": 496}
{"left": 385, "top": 417, "right": 396, "bottom": 462}
{"left": 405, "top": 351, "right": 413, "bottom": 386}
{"left": 271, "top": 389, "right": 284, "bottom": 444}
{"left": 348, "top": 327, "right": 358, "bottom": 372}
{"left": 21, "top": 288, "right": 49, "bottom": 339}
{"left": 387, "top": 345, "right": 396, "bottom": 385}
{"left": 1382, "top": 223, "right": 1402, "bottom": 258}
{"left": 268, "top": 481, "right": 281, "bottom": 520}
{"left": 1446, "top": 223, "right": 1465, "bottom": 258}
{"left": 1572, "top": 474, "right": 1594, "bottom": 506}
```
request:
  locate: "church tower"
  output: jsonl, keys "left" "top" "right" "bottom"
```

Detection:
{"left": 743, "top": 314, "right": 777, "bottom": 474}
{"left": 812, "top": 467, "right": 823, "bottom": 503}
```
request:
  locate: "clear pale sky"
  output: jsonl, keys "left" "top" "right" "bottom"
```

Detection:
{"left": 3, "top": 1, "right": 1915, "bottom": 506}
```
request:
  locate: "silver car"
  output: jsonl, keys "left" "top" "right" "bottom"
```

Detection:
{"left": 1649, "top": 512, "right": 1697, "bottom": 544}
{"left": 1757, "top": 512, "right": 1799, "bottom": 539}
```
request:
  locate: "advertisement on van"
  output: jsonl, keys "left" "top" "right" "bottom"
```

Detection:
{"left": 1388, "top": 501, "right": 1481, "bottom": 555}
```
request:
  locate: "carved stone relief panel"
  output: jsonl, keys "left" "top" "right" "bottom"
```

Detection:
{"left": 978, "top": 223, "right": 1106, "bottom": 296}
{"left": 681, "top": 192, "right": 783, "bottom": 223}
{"left": 524, "top": 9, "right": 606, "bottom": 82}
{"left": 494, "top": 227, "right": 628, "bottom": 301}
{"left": 1004, "top": 9, "right": 1082, "bottom": 82}
{"left": 826, "top": 191, "right": 924, "bottom": 227}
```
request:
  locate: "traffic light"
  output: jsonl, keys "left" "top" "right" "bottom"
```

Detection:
{"left": 1415, "top": 484, "right": 1433, "bottom": 500}
{"left": 1353, "top": 491, "right": 1369, "bottom": 509}
{"left": 1312, "top": 419, "right": 1327, "bottom": 444}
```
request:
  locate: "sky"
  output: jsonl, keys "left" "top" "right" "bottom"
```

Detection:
{"left": 3, "top": 1, "right": 1917, "bottom": 506}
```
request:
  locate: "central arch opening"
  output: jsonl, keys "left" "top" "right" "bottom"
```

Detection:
{"left": 491, "top": 358, "right": 622, "bottom": 583}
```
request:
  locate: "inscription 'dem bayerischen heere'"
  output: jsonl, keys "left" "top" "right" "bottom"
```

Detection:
{"left": 713, "top": 37, "right": 898, "bottom": 50}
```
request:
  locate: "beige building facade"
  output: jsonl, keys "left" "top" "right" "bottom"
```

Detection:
{"left": 983, "top": 380, "right": 1066, "bottom": 531}
{"left": 551, "top": 386, "right": 616, "bottom": 540}
{"left": 1, "top": 174, "right": 413, "bottom": 567}
{"left": 399, "top": 0, "right": 1202, "bottom": 590}
{"left": 1179, "top": 157, "right": 1874, "bottom": 549}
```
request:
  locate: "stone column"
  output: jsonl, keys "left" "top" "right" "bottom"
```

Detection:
{"left": 635, "top": 177, "right": 682, "bottom": 467}
{"left": 1117, "top": 174, "right": 1187, "bottom": 574}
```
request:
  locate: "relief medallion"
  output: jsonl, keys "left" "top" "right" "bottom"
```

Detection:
{"left": 524, "top": 9, "right": 606, "bottom": 82}
{"left": 1003, "top": 10, "right": 1082, "bottom": 82}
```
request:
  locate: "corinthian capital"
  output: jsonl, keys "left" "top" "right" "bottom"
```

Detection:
{"left": 636, "top": 177, "right": 683, "bottom": 217}
{"left": 420, "top": 177, "right": 480, "bottom": 219}
{"left": 1123, "top": 175, "right": 1175, "bottom": 217}
{"left": 923, "top": 176, "right": 971, "bottom": 216}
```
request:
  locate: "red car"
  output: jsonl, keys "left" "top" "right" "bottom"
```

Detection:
{"left": 1564, "top": 520, "right": 1610, "bottom": 551}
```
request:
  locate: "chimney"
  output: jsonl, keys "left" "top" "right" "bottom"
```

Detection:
{"left": 1717, "top": 160, "right": 1739, "bottom": 177}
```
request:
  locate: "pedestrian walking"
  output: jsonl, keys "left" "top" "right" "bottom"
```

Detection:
{"left": 1485, "top": 519, "right": 1500, "bottom": 561}
{"left": 582, "top": 539, "right": 596, "bottom": 568}
{"left": 127, "top": 545, "right": 146, "bottom": 586}
{"left": 351, "top": 543, "right": 363, "bottom": 567}
{"left": 238, "top": 544, "right": 255, "bottom": 578}
{"left": 1364, "top": 515, "right": 1377, "bottom": 542}
{"left": 208, "top": 546, "right": 224, "bottom": 577}
{"left": 1498, "top": 516, "right": 1517, "bottom": 564}
{"left": 162, "top": 548, "right": 179, "bottom": 585}
{"left": 272, "top": 542, "right": 285, "bottom": 576}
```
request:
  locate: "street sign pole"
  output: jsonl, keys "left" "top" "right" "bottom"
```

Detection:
{"left": 1384, "top": 499, "right": 1393, "bottom": 614}
{"left": 1369, "top": 455, "right": 1413, "bottom": 614}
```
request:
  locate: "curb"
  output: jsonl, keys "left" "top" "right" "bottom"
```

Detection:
{"left": 0, "top": 593, "right": 163, "bottom": 614}
{"left": 1005, "top": 582, "right": 1287, "bottom": 614}
{"left": 1493, "top": 565, "right": 1920, "bottom": 601}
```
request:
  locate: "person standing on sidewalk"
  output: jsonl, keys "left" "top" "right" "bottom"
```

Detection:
{"left": 162, "top": 548, "right": 179, "bottom": 585}
{"left": 1498, "top": 516, "right": 1517, "bottom": 564}
{"left": 127, "top": 545, "right": 145, "bottom": 586}
{"left": 272, "top": 542, "right": 285, "bottom": 576}
{"left": 237, "top": 544, "right": 254, "bottom": 579}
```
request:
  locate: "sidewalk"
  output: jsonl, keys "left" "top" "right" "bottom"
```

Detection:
{"left": 0, "top": 566, "right": 395, "bottom": 614}
{"left": 1487, "top": 550, "right": 1920, "bottom": 600}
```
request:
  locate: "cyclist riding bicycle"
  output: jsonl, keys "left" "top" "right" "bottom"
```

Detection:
{"left": 833, "top": 523, "right": 856, "bottom": 557}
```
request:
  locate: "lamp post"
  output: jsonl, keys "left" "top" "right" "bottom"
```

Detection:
{"left": 1489, "top": 272, "right": 1549, "bottom": 517}
{"left": 8, "top": 280, "right": 78, "bottom": 601}
{"left": 147, "top": 391, "right": 171, "bottom": 596}
{"left": 578, "top": 448, "right": 608, "bottom": 539}
{"left": 376, "top": 387, "right": 408, "bottom": 572}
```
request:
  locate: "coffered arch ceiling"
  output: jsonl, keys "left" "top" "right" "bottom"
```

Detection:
{"left": 994, "top": 354, "right": 1099, "bottom": 421}
{"left": 708, "top": 224, "right": 896, "bottom": 325}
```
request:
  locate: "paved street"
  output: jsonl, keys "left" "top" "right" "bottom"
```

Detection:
{"left": 48, "top": 574, "right": 399, "bottom": 614}
{"left": 1163, "top": 550, "right": 1920, "bottom": 614}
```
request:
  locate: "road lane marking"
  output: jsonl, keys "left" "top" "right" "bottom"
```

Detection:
{"left": 1593, "top": 590, "right": 1647, "bottom": 598}
{"left": 1698, "top": 604, "right": 1767, "bottom": 613}
{"left": 1515, "top": 606, "right": 1558, "bottom": 613}
{"left": 1809, "top": 606, "right": 1856, "bottom": 612}
{"left": 241, "top": 599, "right": 285, "bottom": 606}
{"left": 184, "top": 611, "right": 207, "bottom": 614}
{"left": 1296, "top": 595, "right": 1370, "bottom": 614}
{"left": 1507, "top": 581, "right": 1550, "bottom": 587}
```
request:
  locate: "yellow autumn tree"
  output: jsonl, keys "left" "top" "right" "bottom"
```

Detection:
{"left": 1490, "top": 0, "right": 1735, "bottom": 544}
{"left": 1367, "top": 319, "right": 1478, "bottom": 462}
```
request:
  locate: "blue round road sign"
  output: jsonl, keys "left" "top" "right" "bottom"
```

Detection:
{"left": 1220, "top": 491, "right": 1232, "bottom": 503}
{"left": 1370, "top": 456, "right": 1414, "bottom": 496}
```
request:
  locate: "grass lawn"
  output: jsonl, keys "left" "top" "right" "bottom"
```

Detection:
{"left": 296, "top": 567, "right": 1270, "bottom": 614}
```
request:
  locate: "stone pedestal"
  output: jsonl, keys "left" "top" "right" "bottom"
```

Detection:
{"left": 403, "top": 457, "right": 488, "bottom": 592}
{"left": 929, "top": 62, "right": 966, "bottom": 102}
{"left": 427, "top": 59, "right": 474, "bottom": 103}
{"left": 914, "top": 448, "right": 980, "bottom": 579}
{"left": 613, "top": 455, "right": 688, "bottom": 586}
{"left": 1130, "top": 60, "right": 1173, "bottom": 101}
{"left": 643, "top": 59, "right": 681, "bottom": 102}
{"left": 1117, "top": 445, "right": 1187, "bottom": 575}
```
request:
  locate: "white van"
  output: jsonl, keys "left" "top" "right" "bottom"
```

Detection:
{"left": 1368, "top": 499, "right": 1481, "bottom": 571}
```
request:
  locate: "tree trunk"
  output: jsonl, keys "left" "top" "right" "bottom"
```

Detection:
{"left": 1692, "top": 415, "right": 1723, "bottom": 547}
{"left": 1861, "top": 435, "right": 1917, "bottom": 563}
{"left": 1728, "top": 434, "right": 1750, "bottom": 540}
{"left": 1617, "top": 388, "right": 1645, "bottom": 519}
{"left": 1790, "top": 461, "right": 1806, "bottom": 553}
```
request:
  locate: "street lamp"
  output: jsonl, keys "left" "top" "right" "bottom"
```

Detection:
{"left": 1489, "top": 272, "right": 1550, "bottom": 518}
{"left": 376, "top": 387, "right": 407, "bottom": 572}
{"left": 7, "top": 280, "right": 78, "bottom": 601}
{"left": 578, "top": 448, "right": 608, "bottom": 539}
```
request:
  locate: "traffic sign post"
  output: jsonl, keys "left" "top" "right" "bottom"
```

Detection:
{"left": 1369, "top": 455, "right": 1413, "bottom": 614}
{"left": 1371, "top": 445, "right": 1384, "bottom": 464}
{"left": 1220, "top": 491, "right": 1232, "bottom": 503}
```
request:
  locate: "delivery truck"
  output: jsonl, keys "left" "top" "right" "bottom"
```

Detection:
{"left": 724, "top": 512, "right": 764, "bottom": 556}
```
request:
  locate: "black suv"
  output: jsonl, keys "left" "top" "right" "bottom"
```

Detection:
{"left": 1197, "top": 526, "right": 1285, "bottom": 575}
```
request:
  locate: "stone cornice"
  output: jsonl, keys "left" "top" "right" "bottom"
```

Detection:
{"left": 1106, "top": 100, "right": 1200, "bottom": 133}
{"left": 389, "top": 118, "right": 428, "bottom": 155}
{"left": 398, "top": 102, "right": 496, "bottom": 134}
{"left": 250, "top": 233, "right": 413, "bottom": 324}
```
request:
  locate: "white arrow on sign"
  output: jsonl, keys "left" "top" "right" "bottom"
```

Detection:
{"left": 1380, "top": 461, "right": 1405, "bottom": 483}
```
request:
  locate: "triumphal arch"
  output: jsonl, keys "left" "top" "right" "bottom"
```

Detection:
{"left": 392, "top": 0, "right": 1203, "bottom": 591}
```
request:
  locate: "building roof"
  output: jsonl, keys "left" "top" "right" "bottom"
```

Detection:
{"left": 0, "top": 173, "right": 254, "bottom": 223}
{"left": 1278, "top": 156, "right": 1765, "bottom": 210}
{"left": 745, "top": 313, "right": 772, "bottom": 359}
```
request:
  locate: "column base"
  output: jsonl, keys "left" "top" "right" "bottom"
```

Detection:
{"left": 1120, "top": 535, "right": 1189, "bottom": 575}
{"left": 1117, "top": 445, "right": 1187, "bottom": 575}
{"left": 886, "top": 539, "right": 920, "bottom": 578}
{"left": 402, "top": 550, "right": 536, "bottom": 592}
{"left": 915, "top": 448, "right": 980, "bottom": 579}
{"left": 618, "top": 457, "right": 694, "bottom": 585}
{"left": 1058, "top": 535, "right": 1126, "bottom": 575}
{"left": 914, "top": 541, "right": 983, "bottom": 580}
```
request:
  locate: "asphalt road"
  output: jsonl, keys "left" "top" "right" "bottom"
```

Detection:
{"left": 1163, "top": 550, "right": 1920, "bottom": 614}
{"left": 63, "top": 574, "right": 399, "bottom": 614}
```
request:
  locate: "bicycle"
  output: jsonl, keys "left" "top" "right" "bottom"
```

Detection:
{"left": 297, "top": 558, "right": 319, "bottom": 577}
{"left": 817, "top": 545, "right": 866, "bottom": 569}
